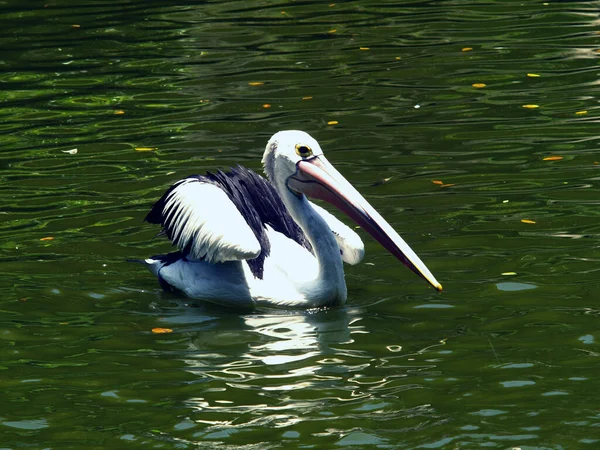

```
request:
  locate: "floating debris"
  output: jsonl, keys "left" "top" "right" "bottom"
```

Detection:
{"left": 575, "top": 110, "right": 588, "bottom": 115}
{"left": 372, "top": 177, "right": 392, "bottom": 187}
{"left": 502, "top": 272, "right": 517, "bottom": 276}
{"left": 543, "top": 156, "right": 563, "bottom": 161}
{"left": 462, "top": 47, "right": 473, "bottom": 52}
{"left": 472, "top": 83, "right": 486, "bottom": 88}
{"left": 522, "top": 104, "right": 540, "bottom": 109}
{"left": 62, "top": 148, "right": 78, "bottom": 155}
{"left": 152, "top": 328, "right": 173, "bottom": 334}
{"left": 135, "top": 147, "right": 155, "bottom": 151}
{"left": 248, "top": 82, "right": 264, "bottom": 86}
{"left": 521, "top": 219, "right": 536, "bottom": 224}
{"left": 262, "top": 104, "right": 271, "bottom": 109}
{"left": 40, "top": 236, "right": 54, "bottom": 241}
{"left": 327, "top": 120, "right": 339, "bottom": 125}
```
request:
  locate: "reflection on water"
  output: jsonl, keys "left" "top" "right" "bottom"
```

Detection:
{"left": 153, "top": 305, "right": 445, "bottom": 444}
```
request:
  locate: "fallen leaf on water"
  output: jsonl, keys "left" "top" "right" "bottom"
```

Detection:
{"left": 521, "top": 219, "right": 536, "bottom": 224}
{"left": 114, "top": 110, "right": 125, "bottom": 115}
{"left": 372, "top": 177, "right": 392, "bottom": 187}
{"left": 359, "top": 47, "right": 370, "bottom": 51}
{"left": 135, "top": 147, "right": 155, "bottom": 151}
{"left": 472, "top": 83, "right": 486, "bottom": 88}
{"left": 329, "top": 3, "right": 335, "bottom": 6}
{"left": 441, "top": 183, "right": 455, "bottom": 188}
{"left": 152, "top": 328, "right": 173, "bottom": 334}
{"left": 302, "top": 96, "right": 313, "bottom": 100}
{"left": 248, "top": 82, "right": 264, "bottom": 86}
{"left": 72, "top": 24, "right": 80, "bottom": 28}
{"left": 395, "top": 56, "right": 402, "bottom": 60}
{"left": 543, "top": 156, "right": 563, "bottom": 161}
{"left": 502, "top": 272, "right": 517, "bottom": 276}
{"left": 432, "top": 180, "right": 444, "bottom": 185}
{"left": 62, "top": 148, "right": 78, "bottom": 155}
{"left": 462, "top": 47, "right": 473, "bottom": 52}
{"left": 40, "top": 237, "right": 54, "bottom": 241}
{"left": 327, "top": 120, "right": 338, "bottom": 125}
{"left": 575, "top": 110, "right": 588, "bottom": 115}
{"left": 527, "top": 73, "right": 540, "bottom": 77}
{"left": 594, "top": 162, "right": 599, "bottom": 165}
{"left": 328, "top": 29, "right": 337, "bottom": 33}
{"left": 262, "top": 104, "right": 271, "bottom": 109}
{"left": 522, "top": 104, "right": 540, "bottom": 109}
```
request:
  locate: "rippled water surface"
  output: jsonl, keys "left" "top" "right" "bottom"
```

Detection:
{"left": 2, "top": 0, "right": 600, "bottom": 448}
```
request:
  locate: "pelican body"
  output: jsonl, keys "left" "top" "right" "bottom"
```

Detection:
{"left": 139, "top": 130, "right": 442, "bottom": 308}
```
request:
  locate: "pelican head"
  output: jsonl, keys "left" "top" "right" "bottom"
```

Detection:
{"left": 261, "top": 130, "right": 443, "bottom": 292}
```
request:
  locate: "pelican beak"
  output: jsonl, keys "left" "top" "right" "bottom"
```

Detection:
{"left": 288, "top": 155, "right": 442, "bottom": 292}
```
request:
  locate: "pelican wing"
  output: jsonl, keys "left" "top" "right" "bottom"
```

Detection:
{"left": 309, "top": 201, "right": 365, "bottom": 265}
{"left": 146, "top": 178, "right": 261, "bottom": 263}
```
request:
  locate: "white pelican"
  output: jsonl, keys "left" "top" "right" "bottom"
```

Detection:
{"left": 139, "top": 130, "right": 442, "bottom": 308}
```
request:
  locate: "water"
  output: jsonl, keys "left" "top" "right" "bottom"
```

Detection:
{"left": 1, "top": 0, "right": 600, "bottom": 448}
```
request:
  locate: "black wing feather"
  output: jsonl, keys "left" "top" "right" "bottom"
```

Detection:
{"left": 145, "top": 166, "right": 312, "bottom": 279}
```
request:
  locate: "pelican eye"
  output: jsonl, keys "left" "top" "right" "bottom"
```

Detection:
{"left": 295, "top": 144, "right": 313, "bottom": 157}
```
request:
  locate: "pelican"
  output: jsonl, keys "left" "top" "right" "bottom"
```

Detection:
{"left": 139, "top": 130, "right": 442, "bottom": 308}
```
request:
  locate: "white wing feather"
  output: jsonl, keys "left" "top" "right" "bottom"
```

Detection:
{"left": 163, "top": 180, "right": 261, "bottom": 263}
{"left": 309, "top": 201, "right": 365, "bottom": 265}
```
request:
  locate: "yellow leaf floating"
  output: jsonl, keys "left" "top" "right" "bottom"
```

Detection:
{"left": 501, "top": 272, "right": 517, "bottom": 276}
{"left": 327, "top": 120, "right": 339, "bottom": 125}
{"left": 114, "top": 110, "right": 125, "bottom": 115}
{"left": 521, "top": 219, "right": 536, "bottom": 224}
{"left": 360, "top": 47, "right": 370, "bottom": 51}
{"left": 462, "top": 47, "right": 473, "bottom": 52}
{"left": 395, "top": 56, "right": 402, "bottom": 60}
{"left": 441, "top": 183, "right": 455, "bottom": 188}
{"left": 432, "top": 180, "right": 443, "bottom": 185}
{"left": 543, "top": 156, "right": 563, "bottom": 161}
{"left": 135, "top": 147, "right": 155, "bottom": 151}
{"left": 522, "top": 104, "right": 539, "bottom": 109}
{"left": 575, "top": 110, "right": 588, "bottom": 115}
{"left": 72, "top": 24, "right": 81, "bottom": 28}
{"left": 262, "top": 104, "right": 271, "bottom": 109}
{"left": 248, "top": 82, "right": 264, "bottom": 86}
{"left": 472, "top": 83, "right": 486, "bottom": 88}
{"left": 302, "top": 96, "right": 313, "bottom": 100}
{"left": 527, "top": 73, "right": 540, "bottom": 77}
{"left": 152, "top": 328, "right": 173, "bottom": 334}
{"left": 40, "top": 236, "right": 54, "bottom": 241}
{"left": 329, "top": 29, "right": 337, "bottom": 33}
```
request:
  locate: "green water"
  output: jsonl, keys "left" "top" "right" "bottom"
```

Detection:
{"left": 1, "top": 0, "right": 599, "bottom": 448}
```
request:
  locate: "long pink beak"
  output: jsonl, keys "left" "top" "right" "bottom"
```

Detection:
{"left": 287, "top": 155, "right": 442, "bottom": 292}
